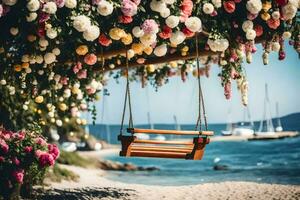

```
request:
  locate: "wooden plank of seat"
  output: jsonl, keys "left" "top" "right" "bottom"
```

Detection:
{"left": 130, "top": 150, "right": 188, "bottom": 159}
{"left": 127, "top": 128, "right": 214, "bottom": 136}
{"left": 131, "top": 146, "right": 193, "bottom": 153}
{"left": 133, "top": 139, "right": 194, "bottom": 145}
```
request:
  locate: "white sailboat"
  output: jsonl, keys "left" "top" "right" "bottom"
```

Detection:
{"left": 256, "top": 84, "right": 276, "bottom": 136}
{"left": 275, "top": 102, "right": 283, "bottom": 132}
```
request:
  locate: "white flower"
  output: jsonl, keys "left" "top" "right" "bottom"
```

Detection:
{"left": 154, "top": 44, "right": 167, "bottom": 57}
{"left": 242, "top": 20, "right": 253, "bottom": 32}
{"left": 272, "top": 42, "right": 280, "bottom": 52}
{"left": 207, "top": 38, "right": 229, "bottom": 52}
{"left": 39, "top": 38, "right": 49, "bottom": 47}
{"left": 44, "top": 52, "right": 56, "bottom": 64}
{"left": 203, "top": 3, "right": 214, "bottom": 15}
{"left": 97, "top": 0, "right": 113, "bottom": 16}
{"left": 0, "top": 79, "right": 7, "bottom": 85}
{"left": 52, "top": 48, "right": 61, "bottom": 55}
{"left": 246, "top": 0, "right": 262, "bottom": 14}
{"left": 246, "top": 29, "right": 256, "bottom": 40}
{"left": 73, "top": 15, "right": 91, "bottom": 32}
{"left": 43, "top": 2, "right": 57, "bottom": 14}
{"left": 271, "top": 11, "right": 280, "bottom": 20}
{"left": 83, "top": 25, "right": 100, "bottom": 41}
{"left": 212, "top": 0, "right": 222, "bottom": 8}
{"left": 282, "top": 3, "right": 297, "bottom": 20}
{"left": 27, "top": 0, "right": 40, "bottom": 12}
{"left": 2, "top": 0, "right": 17, "bottom": 6}
{"left": 282, "top": 31, "right": 291, "bottom": 39}
{"left": 289, "top": 0, "right": 300, "bottom": 8}
{"left": 162, "top": 0, "right": 175, "bottom": 4}
{"left": 185, "top": 17, "right": 202, "bottom": 32}
{"left": 166, "top": 15, "right": 179, "bottom": 29}
{"left": 36, "top": 55, "right": 43, "bottom": 64}
{"left": 170, "top": 31, "right": 186, "bottom": 45}
{"left": 132, "top": 26, "right": 144, "bottom": 38}
{"left": 46, "top": 28, "right": 58, "bottom": 39}
{"left": 26, "top": 12, "right": 38, "bottom": 22}
{"left": 63, "top": 89, "right": 71, "bottom": 98}
{"left": 10, "top": 27, "right": 18, "bottom": 36}
{"left": 140, "top": 33, "right": 157, "bottom": 46}
{"left": 89, "top": 79, "right": 103, "bottom": 91}
{"left": 160, "top": 8, "right": 170, "bottom": 18}
{"left": 150, "top": 0, "right": 167, "bottom": 13}
{"left": 65, "top": 0, "right": 77, "bottom": 9}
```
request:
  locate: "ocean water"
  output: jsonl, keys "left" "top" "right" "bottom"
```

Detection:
{"left": 89, "top": 123, "right": 300, "bottom": 186}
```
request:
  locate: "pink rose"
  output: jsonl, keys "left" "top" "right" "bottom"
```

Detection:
{"left": 247, "top": 13, "right": 258, "bottom": 20}
{"left": 12, "top": 157, "right": 20, "bottom": 166}
{"left": 0, "top": 4, "right": 3, "bottom": 17}
{"left": 131, "top": 0, "right": 140, "bottom": 5}
{"left": 39, "top": 153, "right": 55, "bottom": 167}
{"left": 55, "top": 0, "right": 65, "bottom": 8}
{"left": 73, "top": 62, "right": 82, "bottom": 74}
{"left": 86, "top": 87, "right": 97, "bottom": 95}
{"left": 84, "top": 53, "right": 97, "bottom": 65}
{"left": 180, "top": 0, "right": 193, "bottom": 22}
{"left": 223, "top": 1, "right": 236, "bottom": 13}
{"left": 24, "top": 146, "right": 33, "bottom": 153}
{"left": 182, "top": 27, "right": 195, "bottom": 38}
{"left": 35, "top": 137, "right": 47, "bottom": 146}
{"left": 121, "top": 0, "right": 137, "bottom": 16}
{"left": 0, "top": 140, "right": 9, "bottom": 154}
{"left": 141, "top": 19, "right": 159, "bottom": 34}
{"left": 12, "top": 169, "right": 24, "bottom": 183}
{"left": 254, "top": 25, "right": 263, "bottom": 37}
{"left": 267, "top": 19, "right": 280, "bottom": 30}
{"left": 48, "top": 144, "right": 60, "bottom": 160}
{"left": 92, "top": 0, "right": 101, "bottom": 5}
{"left": 118, "top": 15, "right": 133, "bottom": 24}
{"left": 60, "top": 77, "right": 69, "bottom": 85}
{"left": 77, "top": 69, "right": 87, "bottom": 79}
{"left": 159, "top": 26, "right": 172, "bottom": 39}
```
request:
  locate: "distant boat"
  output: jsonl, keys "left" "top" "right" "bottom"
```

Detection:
{"left": 275, "top": 102, "right": 283, "bottom": 132}
{"left": 135, "top": 112, "right": 151, "bottom": 140}
{"left": 222, "top": 106, "right": 254, "bottom": 136}
{"left": 256, "top": 84, "right": 276, "bottom": 136}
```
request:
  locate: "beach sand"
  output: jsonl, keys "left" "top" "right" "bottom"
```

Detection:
{"left": 44, "top": 150, "right": 300, "bottom": 200}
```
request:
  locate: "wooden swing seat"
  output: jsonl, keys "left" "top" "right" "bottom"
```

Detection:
{"left": 119, "top": 128, "right": 213, "bottom": 160}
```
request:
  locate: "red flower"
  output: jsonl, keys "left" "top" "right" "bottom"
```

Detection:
{"left": 118, "top": 15, "right": 133, "bottom": 24}
{"left": 0, "top": 141, "right": 9, "bottom": 154}
{"left": 276, "top": 0, "right": 288, "bottom": 6}
{"left": 24, "top": 146, "right": 33, "bottom": 153}
{"left": 279, "top": 50, "right": 286, "bottom": 60}
{"left": 48, "top": 144, "right": 60, "bottom": 160}
{"left": 0, "top": 156, "right": 4, "bottom": 163}
{"left": 182, "top": 27, "right": 195, "bottom": 38}
{"left": 38, "top": 153, "right": 55, "bottom": 167}
{"left": 180, "top": 0, "right": 193, "bottom": 21}
{"left": 12, "top": 157, "right": 20, "bottom": 166}
{"left": 267, "top": 18, "right": 280, "bottom": 29}
{"left": 254, "top": 25, "right": 263, "bottom": 37}
{"left": 159, "top": 26, "right": 172, "bottom": 39}
{"left": 12, "top": 169, "right": 24, "bottom": 183}
{"left": 98, "top": 34, "right": 112, "bottom": 47}
{"left": 223, "top": 1, "right": 236, "bottom": 13}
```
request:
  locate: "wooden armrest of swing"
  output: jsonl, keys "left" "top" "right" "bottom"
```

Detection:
{"left": 127, "top": 128, "right": 214, "bottom": 136}
{"left": 133, "top": 139, "right": 194, "bottom": 145}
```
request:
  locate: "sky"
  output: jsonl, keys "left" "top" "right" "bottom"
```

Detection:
{"left": 87, "top": 43, "right": 300, "bottom": 125}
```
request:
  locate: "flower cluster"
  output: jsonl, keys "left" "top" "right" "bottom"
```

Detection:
{"left": 0, "top": 0, "right": 299, "bottom": 131}
{"left": 0, "top": 129, "right": 59, "bottom": 193}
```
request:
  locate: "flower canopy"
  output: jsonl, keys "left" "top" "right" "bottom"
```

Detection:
{"left": 0, "top": 0, "right": 299, "bottom": 130}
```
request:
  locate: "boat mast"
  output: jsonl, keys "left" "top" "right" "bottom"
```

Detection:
{"left": 258, "top": 84, "right": 274, "bottom": 132}
{"left": 275, "top": 102, "right": 283, "bottom": 132}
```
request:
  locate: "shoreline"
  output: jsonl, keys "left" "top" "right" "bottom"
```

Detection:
{"left": 47, "top": 164, "right": 300, "bottom": 200}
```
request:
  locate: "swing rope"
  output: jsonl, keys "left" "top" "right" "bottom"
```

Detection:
{"left": 194, "top": 34, "right": 208, "bottom": 132}
{"left": 120, "top": 49, "right": 134, "bottom": 135}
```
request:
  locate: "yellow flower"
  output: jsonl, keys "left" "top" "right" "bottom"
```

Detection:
{"left": 35, "top": 96, "right": 44, "bottom": 104}
{"left": 170, "top": 43, "right": 177, "bottom": 48}
{"left": 146, "top": 65, "right": 156, "bottom": 73}
{"left": 37, "top": 109, "right": 42, "bottom": 114}
{"left": 121, "top": 33, "right": 133, "bottom": 45}
{"left": 169, "top": 61, "right": 177, "bottom": 68}
{"left": 182, "top": 46, "right": 189, "bottom": 52}
{"left": 59, "top": 103, "right": 67, "bottom": 111}
{"left": 131, "top": 43, "right": 144, "bottom": 54}
{"left": 261, "top": 12, "right": 271, "bottom": 21}
{"left": 21, "top": 62, "right": 30, "bottom": 69}
{"left": 109, "top": 28, "right": 126, "bottom": 40}
{"left": 40, "top": 120, "right": 46, "bottom": 126}
{"left": 14, "top": 64, "right": 22, "bottom": 72}
{"left": 71, "top": 86, "right": 80, "bottom": 94}
{"left": 181, "top": 51, "right": 187, "bottom": 56}
{"left": 76, "top": 45, "right": 89, "bottom": 56}
{"left": 143, "top": 46, "right": 153, "bottom": 55}
{"left": 262, "top": 2, "right": 272, "bottom": 12}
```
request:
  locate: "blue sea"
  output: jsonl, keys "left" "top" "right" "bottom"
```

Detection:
{"left": 89, "top": 121, "right": 300, "bottom": 186}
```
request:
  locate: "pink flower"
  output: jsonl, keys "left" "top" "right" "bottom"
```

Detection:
{"left": 159, "top": 26, "right": 172, "bottom": 39}
{"left": 55, "top": 0, "right": 65, "bottom": 8}
{"left": 182, "top": 27, "right": 195, "bottom": 38}
{"left": 0, "top": 156, "right": 4, "bottom": 162}
{"left": 77, "top": 69, "right": 87, "bottom": 79}
{"left": 60, "top": 77, "right": 69, "bottom": 85}
{"left": 12, "top": 169, "right": 24, "bottom": 183}
{"left": 267, "top": 19, "right": 280, "bottom": 30}
{"left": 254, "top": 25, "right": 263, "bottom": 37}
{"left": 92, "top": 0, "right": 101, "bottom": 5}
{"left": 231, "top": 68, "right": 239, "bottom": 79}
{"left": 24, "top": 146, "right": 33, "bottom": 153}
{"left": 12, "top": 157, "right": 20, "bottom": 166}
{"left": 224, "top": 82, "right": 232, "bottom": 100}
{"left": 131, "top": 0, "right": 140, "bottom": 5}
{"left": 38, "top": 12, "right": 50, "bottom": 24}
{"left": 223, "top": 1, "right": 236, "bottom": 13}
{"left": 141, "top": 19, "right": 159, "bottom": 34}
{"left": 73, "top": 62, "right": 82, "bottom": 74}
{"left": 0, "top": 140, "right": 9, "bottom": 154}
{"left": 247, "top": 13, "right": 258, "bottom": 20}
{"left": 121, "top": 0, "right": 137, "bottom": 16}
{"left": 84, "top": 53, "right": 97, "bottom": 65}
{"left": 0, "top": 5, "right": 3, "bottom": 17}
{"left": 48, "top": 144, "right": 60, "bottom": 160}
{"left": 1, "top": 130, "right": 12, "bottom": 140}
{"left": 86, "top": 87, "right": 96, "bottom": 95}
{"left": 39, "top": 153, "right": 55, "bottom": 167}
{"left": 278, "top": 50, "right": 286, "bottom": 60}
{"left": 35, "top": 150, "right": 43, "bottom": 158}
{"left": 35, "top": 137, "right": 47, "bottom": 146}
{"left": 180, "top": 0, "right": 193, "bottom": 22}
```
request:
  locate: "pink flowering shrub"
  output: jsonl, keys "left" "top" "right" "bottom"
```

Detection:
{"left": 0, "top": 129, "right": 59, "bottom": 197}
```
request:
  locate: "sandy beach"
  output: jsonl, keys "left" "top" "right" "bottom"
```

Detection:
{"left": 41, "top": 150, "right": 300, "bottom": 200}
